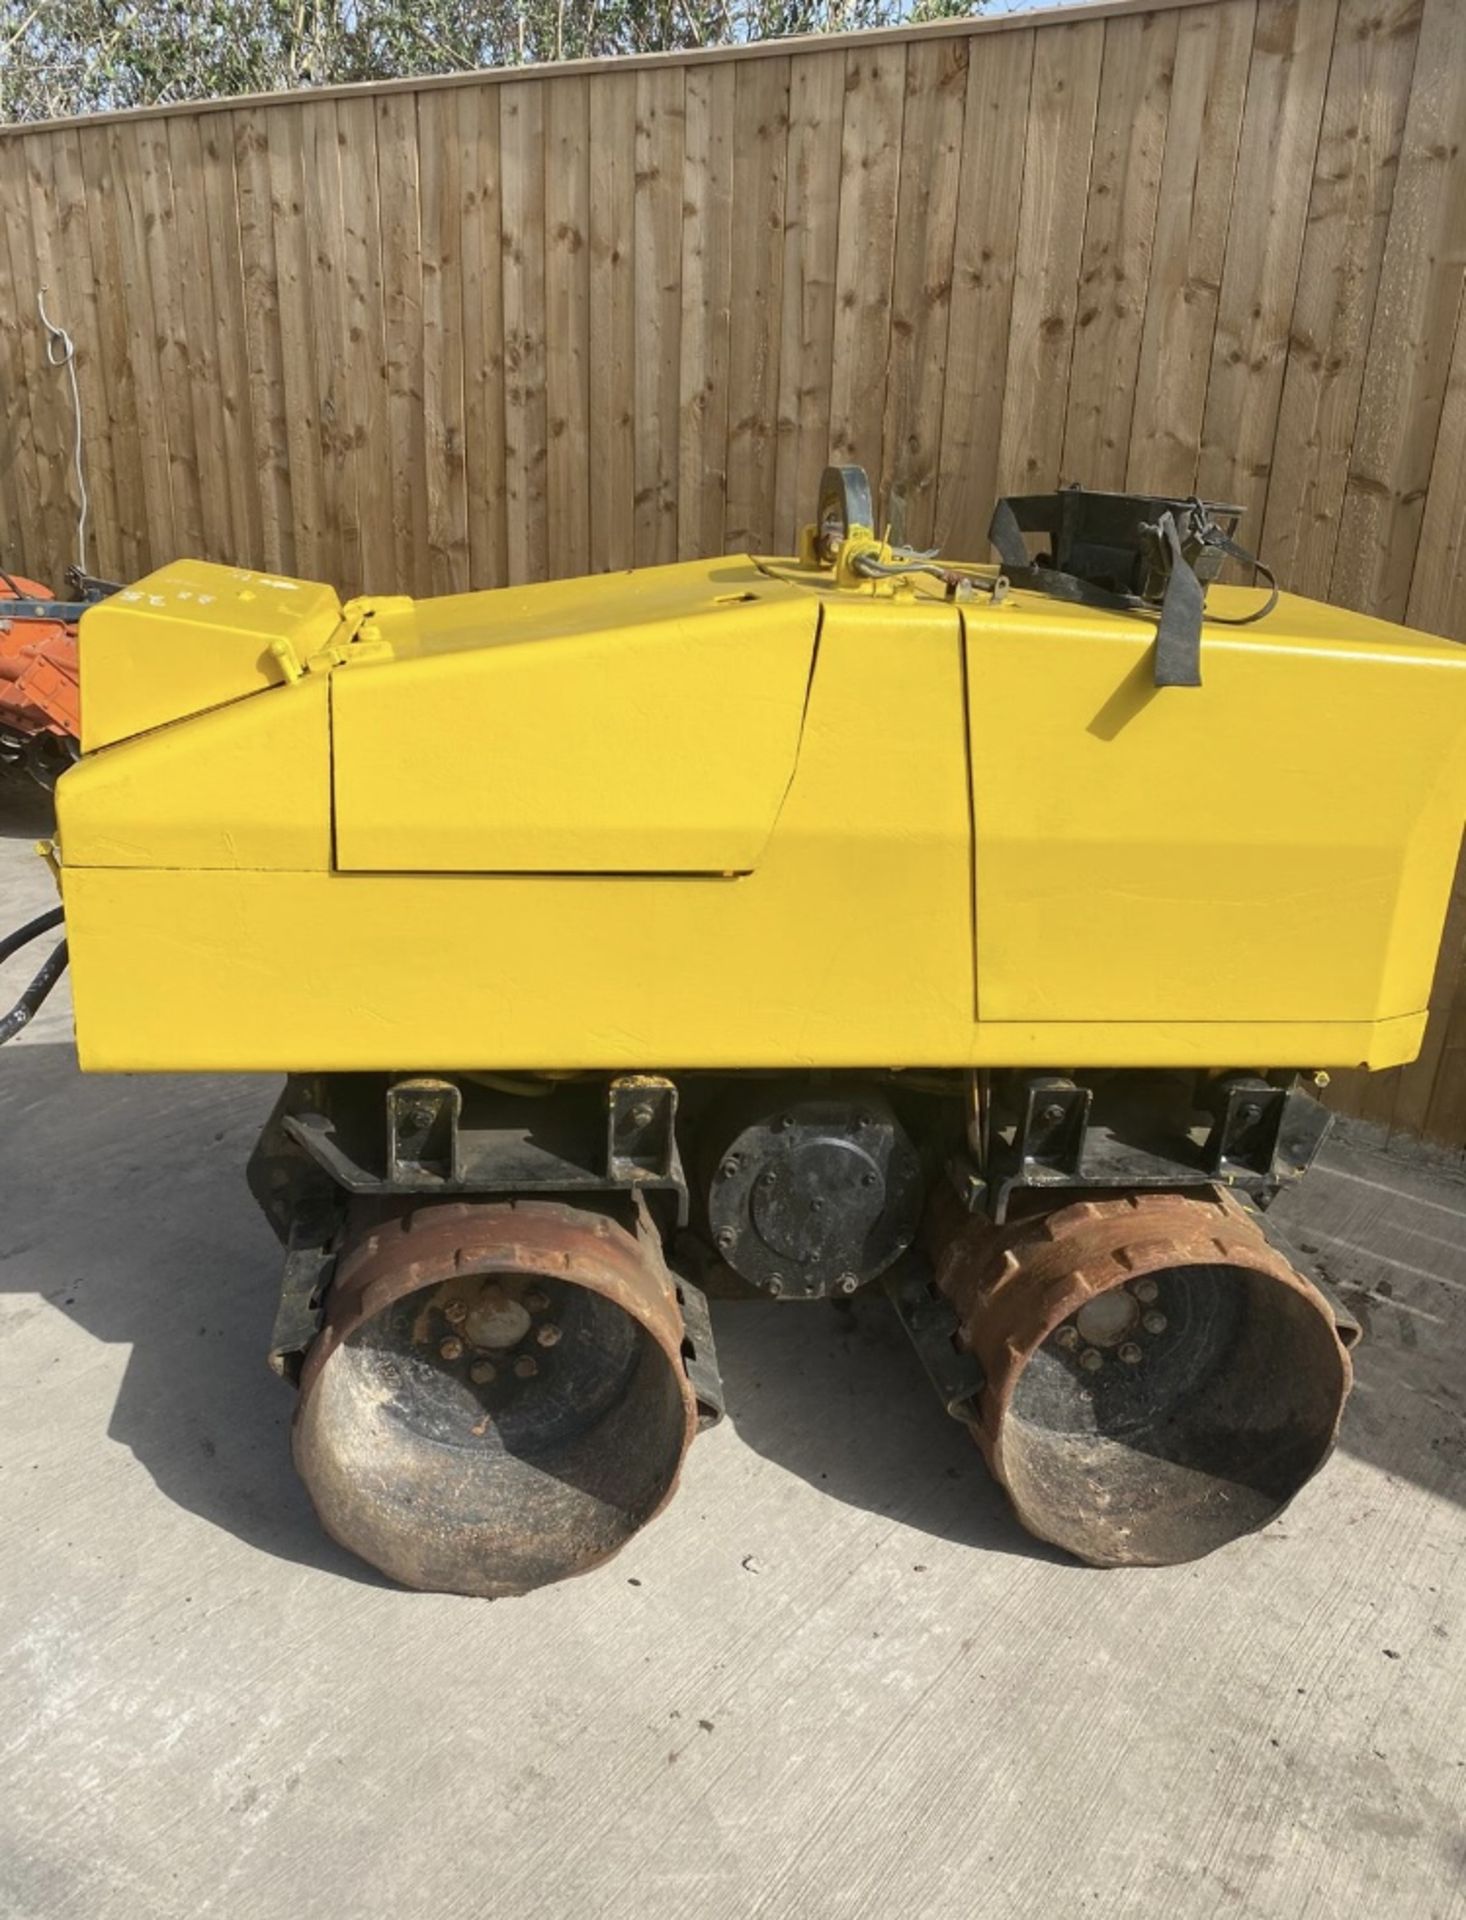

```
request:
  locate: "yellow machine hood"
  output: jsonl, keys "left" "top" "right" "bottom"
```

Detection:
{"left": 53, "top": 546, "right": 1466, "bottom": 1074}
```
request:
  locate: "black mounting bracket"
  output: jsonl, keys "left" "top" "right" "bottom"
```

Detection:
{"left": 969, "top": 1070, "right": 1333, "bottom": 1222}
{"left": 674, "top": 1272, "right": 726, "bottom": 1429}
{"left": 881, "top": 1258, "right": 984, "bottom": 1421}
{"left": 268, "top": 1072, "right": 689, "bottom": 1225}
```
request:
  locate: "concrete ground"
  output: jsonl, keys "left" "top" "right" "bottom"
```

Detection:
{"left": 0, "top": 789, "right": 1463, "bottom": 1920}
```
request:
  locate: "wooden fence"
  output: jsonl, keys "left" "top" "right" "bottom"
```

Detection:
{"left": 0, "top": 0, "right": 1463, "bottom": 1148}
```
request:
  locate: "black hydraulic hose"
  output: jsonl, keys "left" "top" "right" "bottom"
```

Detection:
{"left": 0, "top": 939, "right": 68, "bottom": 1045}
{"left": 0, "top": 905, "right": 69, "bottom": 1047}
{"left": 0, "top": 903, "right": 63, "bottom": 966}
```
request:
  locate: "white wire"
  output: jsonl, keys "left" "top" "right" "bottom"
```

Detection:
{"left": 36, "top": 287, "right": 89, "bottom": 574}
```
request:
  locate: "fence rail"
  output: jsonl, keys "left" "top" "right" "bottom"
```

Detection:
{"left": 1, "top": 0, "right": 1463, "bottom": 1148}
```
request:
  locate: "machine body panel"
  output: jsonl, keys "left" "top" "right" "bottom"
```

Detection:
{"left": 963, "top": 595, "right": 1466, "bottom": 1025}
{"left": 57, "top": 675, "right": 331, "bottom": 871}
{"left": 55, "top": 554, "right": 1466, "bottom": 1074}
{"left": 58, "top": 859, "right": 1430, "bottom": 1071}
{"left": 331, "top": 563, "right": 821, "bottom": 874}
{"left": 79, "top": 560, "right": 342, "bottom": 751}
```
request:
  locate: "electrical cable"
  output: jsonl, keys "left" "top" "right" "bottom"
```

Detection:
{"left": 36, "top": 288, "right": 89, "bottom": 574}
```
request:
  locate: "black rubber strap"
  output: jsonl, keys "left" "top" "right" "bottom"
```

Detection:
{"left": 1151, "top": 511, "right": 1204, "bottom": 688}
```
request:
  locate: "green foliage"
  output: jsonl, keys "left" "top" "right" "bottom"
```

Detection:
{"left": 1, "top": 0, "right": 995, "bottom": 123}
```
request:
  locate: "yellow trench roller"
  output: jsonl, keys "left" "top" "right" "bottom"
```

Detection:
{"left": 40, "top": 472, "right": 1466, "bottom": 1591}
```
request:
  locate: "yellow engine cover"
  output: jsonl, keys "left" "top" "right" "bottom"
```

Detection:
{"left": 55, "top": 552, "right": 1466, "bottom": 1074}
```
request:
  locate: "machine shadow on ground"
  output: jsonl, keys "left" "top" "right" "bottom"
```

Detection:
{"left": 712, "top": 1287, "right": 1068, "bottom": 1563}
{"left": 0, "top": 1042, "right": 386, "bottom": 1584}
{"left": 0, "top": 1037, "right": 1463, "bottom": 1590}
{"left": 0, "top": 783, "right": 55, "bottom": 844}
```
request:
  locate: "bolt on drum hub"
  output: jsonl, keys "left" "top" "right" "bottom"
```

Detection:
{"left": 926, "top": 1189, "right": 1355, "bottom": 1567}
{"left": 294, "top": 1197, "right": 698, "bottom": 1596}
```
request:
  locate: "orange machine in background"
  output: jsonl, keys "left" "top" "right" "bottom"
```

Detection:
{"left": 0, "top": 571, "right": 85, "bottom": 787}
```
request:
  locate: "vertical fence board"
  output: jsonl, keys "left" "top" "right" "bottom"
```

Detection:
{"left": 45, "top": 129, "right": 121, "bottom": 576}
{"left": 499, "top": 82, "right": 548, "bottom": 586}
{"left": 74, "top": 124, "right": 147, "bottom": 577}
{"left": 111, "top": 123, "right": 183, "bottom": 565}
{"left": 588, "top": 73, "right": 636, "bottom": 573}
{"left": 378, "top": 93, "right": 429, "bottom": 592}
{"left": 198, "top": 115, "right": 264, "bottom": 572}
{"left": 543, "top": 76, "right": 591, "bottom": 581}
{"left": 1408, "top": 284, "right": 1466, "bottom": 640}
{"left": 166, "top": 114, "right": 230, "bottom": 563}
{"left": 0, "top": 140, "right": 38, "bottom": 574}
{"left": 997, "top": 17, "right": 1105, "bottom": 497}
{"left": 457, "top": 84, "right": 507, "bottom": 591}
{"left": 300, "top": 102, "right": 355, "bottom": 589}
{"left": 633, "top": 68, "right": 685, "bottom": 565}
{"left": 1262, "top": 0, "right": 1422, "bottom": 596}
{"left": 1061, "top": 8, "right": 1176, "bottom": 490}
{"left": 1423, "top": 912, "right": 1466, "bottom": 1147}
{"left": 174, "top": 116, "right": 255, "bottom": 568}
{"left": 881, "top": 37, "right": 968, "bottom": 549}
{"left": 1390, "top": 843, "right": 1466, "bottom": 1141}
{"left": 725, "top": 56, "right": 790, "bottom": 552}
{"left": 418, "top": 90, "right": 472, "bottom": 594}
{"left": 233, "top": 109, "right": 294, "bottom": 571}
{"left": 337, "top": 96, "right": 392, "bottom": 593}
{"left": 678, "top": 63, "right": 735, "bottom": 561}
{"left": 935, "top": 27, "right": 1035, "bottom": 557}
{"left": 1128, "top": 0, "right": 1253, "bottom": 495}
{"left": 268, "top": 106, "right": 330, "bottom": 581}
{"left": 772, "top": 50, "right": 844, "bottom": 550}
{"left": 135, "top": 120, "right": 206, "bottom": 563}
{"left": 1331, "top": 0, "right": 1466, "bottom": 621}
{"left": 1396, "top": 293, "right": 1466, "bottom": 1147}
{"left": 828, "top": 46, "right": 906, "bottom": 503}
{"left": 1197, "top": 0, "right": 1339, "bottom": 537}
{"left": 11, "top": 135, "right": 77, "bottom": 572}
